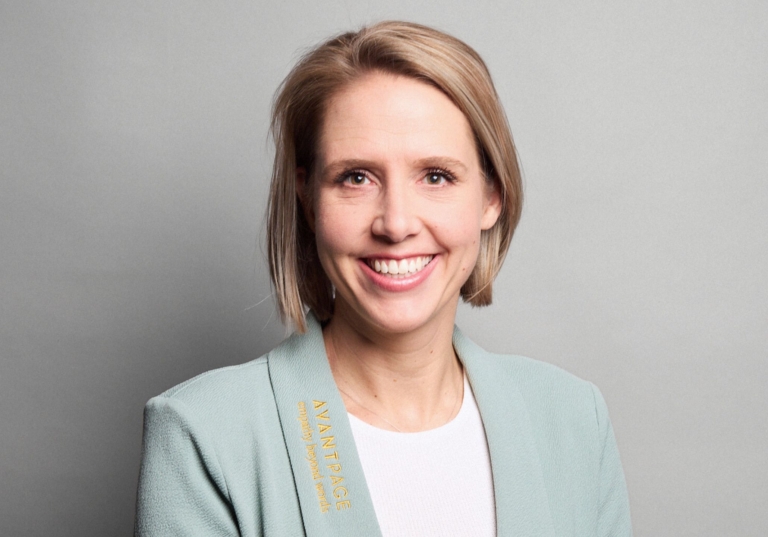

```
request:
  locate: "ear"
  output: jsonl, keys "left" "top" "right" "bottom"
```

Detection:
{"left": 480, "top": 180, "right": 502, "bottom": 230}
{"left": 295, "top": 167, "right": 315, "bottom": 232}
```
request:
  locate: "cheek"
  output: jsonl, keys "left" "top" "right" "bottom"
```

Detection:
{"left": 313, "top": 204, "right": 367, "bottom": 264}
{"left": 433, "top": 197, "right": 485, "bottom": 246}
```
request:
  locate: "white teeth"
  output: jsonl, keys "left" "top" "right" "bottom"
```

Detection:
{"left": 367, "top": 256, "right": 433, "bottom": 277}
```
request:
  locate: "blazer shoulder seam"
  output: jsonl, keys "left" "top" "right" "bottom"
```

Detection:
{"left": 162, "top": 356, "right": 268, "bottom": 399}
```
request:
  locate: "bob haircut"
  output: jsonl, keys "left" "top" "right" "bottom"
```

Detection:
{"left": 268, "top": 21, "right": 523, "bottom": 332}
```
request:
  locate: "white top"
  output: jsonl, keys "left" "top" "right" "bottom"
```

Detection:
{"left": 348, "top": 375, "right": 497, "bottom": 537}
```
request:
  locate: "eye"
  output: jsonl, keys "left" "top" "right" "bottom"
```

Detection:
{"left": 339, "top": 171, "right": 370, "bottom": 186}
{"left": 423, "top": 169, "right": 454, "bottom": 185}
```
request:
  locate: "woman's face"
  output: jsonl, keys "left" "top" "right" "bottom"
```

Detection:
{"left": 304, "top": 71, "right": 500, "bottom": 337}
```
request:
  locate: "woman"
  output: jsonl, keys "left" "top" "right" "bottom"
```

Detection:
{"left": 135, "top": 21, "right": 632, "bottom": 536}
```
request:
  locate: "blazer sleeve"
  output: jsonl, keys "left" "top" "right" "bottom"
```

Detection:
{"left": 591, "top": 384, "right": 633, "bottom": 537}
{"left": 134, "top": 396, "right": 239, "bottom": 536}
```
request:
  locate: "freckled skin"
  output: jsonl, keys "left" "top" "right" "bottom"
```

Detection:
{"left": 307, "top": 72, "right": 501, "bottom": 340}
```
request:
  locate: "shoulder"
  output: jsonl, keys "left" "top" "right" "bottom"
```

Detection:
{"left": 136, "top": 354, "right": 306, "bottom": 534}
{"left": 494, "top": 353, "right": 598, "bottom": 407}
{"left": 160, "top": 355, "right": 271, "bottom": 403}
{"left": 489, "top": 352, "right": 592, "bottom": 390}
{"left": 455, "top": 327, "right": 605, "bottom": 441}
{"left": 477, "top": 352, "right": 601, "bottom": 423}
{"left": 143, "top": 355, "right": 278, "bottom": 443}
{"left": 456, "top": 328, "right": 600, "bottom": 422}
{"left": 457, "top": 334, "right": 632, "bottom": 531}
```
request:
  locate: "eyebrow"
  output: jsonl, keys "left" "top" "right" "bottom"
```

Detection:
{"left": 321, "top": 156, "right": 469, "bottom": 177}
{"left": 413, "top": 156, "right": 469, "bottom": 173}
{"left": 321, "top": 159, "right": 377, "bottom": 177}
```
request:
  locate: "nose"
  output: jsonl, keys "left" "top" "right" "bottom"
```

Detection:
{"left": 371, "top": 182, "right": 422, "bottom": 243}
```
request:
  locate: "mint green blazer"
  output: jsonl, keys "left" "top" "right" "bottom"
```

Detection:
{"left": 135, "top": 316, "right": 632, "bottom": 536}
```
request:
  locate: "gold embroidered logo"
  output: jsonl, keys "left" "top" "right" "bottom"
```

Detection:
{"left": 297, "top": 401, "right": 313, "bottom": 442}
{"left": 297, "top": 400, "right": 352, "bottom": 513}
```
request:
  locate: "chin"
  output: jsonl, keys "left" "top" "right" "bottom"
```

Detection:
{"left": 353, "top": 298, "right": 451, "bottom": 336}
{"left": 370, "top": 316, "right": 429, "bottom": 335}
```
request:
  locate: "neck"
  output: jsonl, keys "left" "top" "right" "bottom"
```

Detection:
{"left": 323, "top": 302, "right": 464, "bottom": 432}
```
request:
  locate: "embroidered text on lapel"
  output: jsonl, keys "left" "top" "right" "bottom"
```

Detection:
{"left": 297, "top": 399, "right": 353, "bottom": 514}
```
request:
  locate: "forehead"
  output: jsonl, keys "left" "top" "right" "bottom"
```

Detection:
{"left": 317, "top": 72, "right": 478, "bottom": 169}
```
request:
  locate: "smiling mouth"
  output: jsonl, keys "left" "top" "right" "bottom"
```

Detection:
{"left": 365, "top": 255, "right": 434, "bottom": 277}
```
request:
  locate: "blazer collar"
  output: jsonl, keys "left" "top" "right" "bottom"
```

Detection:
{"left": 454, "top": 327, "right": 557, "bottom": 537}
{"left": 268, "top": 315, "right": 555, "bottom": 537}
{"left": 267, "top": 315, "right": 382, "bottom": 537}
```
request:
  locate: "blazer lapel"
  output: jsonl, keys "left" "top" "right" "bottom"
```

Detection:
{"left": 268, "top": 315, "right": 382, "bottom": 537}
{"left": 454, "top": 327, "right": 557, "bottom": 537}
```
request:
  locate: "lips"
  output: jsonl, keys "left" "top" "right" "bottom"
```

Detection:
{"left": 359, "top": 254, "right": 439, "bottom": 293}
{"left": 365, "top": 255, "right": 434, "bottom": 277}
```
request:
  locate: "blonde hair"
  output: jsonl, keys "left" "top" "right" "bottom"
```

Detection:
{"left": 268, "top": 21, "right": 523, "bottom": 332}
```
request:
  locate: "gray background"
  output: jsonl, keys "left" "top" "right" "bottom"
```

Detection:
{"left": 2, "top": 0, "right": 766, "bottom": 535}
